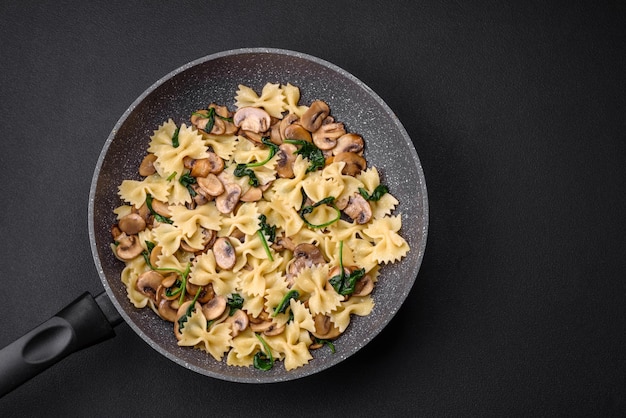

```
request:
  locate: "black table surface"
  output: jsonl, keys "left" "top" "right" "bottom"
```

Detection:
{"left": 1, "top": 1, "right": 625, "bottom": 416}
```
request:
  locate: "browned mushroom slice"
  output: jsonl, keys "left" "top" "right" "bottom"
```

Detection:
{"left": 333, "top": 152, "right": 366, "bottom": 176}
{"left": 118, "top": 213, "right": 146, "bottom": 235}
{"left": 149, "top": 245, "right": 162, "bottom": 268}
{"left": 352, "top": 274, "right": 374, "bottom": 297}
{"left": 283, "top": 123, "right": 312, "bottom": 143}
{"left": 333, "top": 133, "right": 364, "bottom": 155}
{"left": 225, "top": 309, "right": 249, "bottom": 337}
{"left": 300, "top": 100, "right": 330, "bottom": 132}
{"left": 240, "top": 186, "right": 263, "bottom": 202}
{"left": 138, "top": 153, "right": 158, "bottom": 176}
{"left": 150, "top": 199, "right": 171, "bottom": 218}
{"left": 233, "top": 107, "right": 271, "bottom": 133}
{"left": 288, "top": 243, "right": 326, "bottom": 276}
{"left": 157, "top": 296, "right": 179, "bottom": 323}
{"left": 276, "top": 143, "right": 298, "bottom": 178}
{"left": 187, "top": 158, "right": 210, "bottom": 178}
{"left": 135, "top": 270, "right": 165, "bottom": 301}
{"left": 279, "top": 113, "right": 299, "bottom": 140}
{"left": 215, "top": 183, "right": 241, "bottom": 214}
{"left": 213, "top": 237, "right": 236, "bottom": 270}
{"left": 312, "top": 120, "right": 346, "bottom": 150}
{"left": 202, "top": 295, "right": 227, "bottom": 320}
{"left": 311, "top": 314, "right": 341, "bottom": 340}
{"left": 115, "top": 233, "right": 144, "bottom": 260}
{"left": 343, "top": 194, "right": 373, "bottom": 224}
{"left": 206, "top": 152, "right": 225, "bottom": 174}
{"left": 262, "top": 323, "right": 286, "bottom": 337}
{"left": 197, "top": 173, "right": 225, "bottom": 197}
{"left": 239, "top": 129, "right": 264, "bottom": 144}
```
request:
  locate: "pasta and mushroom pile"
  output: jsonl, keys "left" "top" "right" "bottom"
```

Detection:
{"left": 111, "top": 83, "right": 410, "bottom": 371}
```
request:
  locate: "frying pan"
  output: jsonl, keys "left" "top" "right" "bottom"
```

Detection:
{"left": 0, "top": 48, "right": 428, "bottom": 394}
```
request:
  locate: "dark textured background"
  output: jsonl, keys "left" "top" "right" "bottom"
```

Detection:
{"left": 1, "top": 1, "right": 625, "bottom": 416}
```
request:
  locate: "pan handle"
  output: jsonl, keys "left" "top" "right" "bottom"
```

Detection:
{"left": 0, "top": 291, "right": 122, "bottom": 397}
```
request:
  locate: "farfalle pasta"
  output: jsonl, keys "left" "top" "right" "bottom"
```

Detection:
{"left": 111, "top": 83, "right": 409, "bottom": 371}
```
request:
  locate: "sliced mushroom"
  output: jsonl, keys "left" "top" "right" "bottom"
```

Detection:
{"left": 300, "top": 100, "right": 330, "bottom": 132}
{"left": 312, "top": 120, "right": 346, "bottom": 150}
{"left": 288, "top": 243, "right": 326, "bottom": 276}
{"left": 111, "top": 224, "right": 123, "bottom": 241}
{"left": 213, "top": 237, "right": 236, "bottom": 270}
{"left": 312, "top": 314, "right": 341, "bottom": 340}
{"left": 249, "top": 319, "right": 275, "bottom": 333}
{"left": 279, "top": 113, "right": 299, "bottom": 140}
{"left": 197, "top": 173, "right": 225, "bottom": 197}
{"left": 118, "top": 213, "right": 147, "bottom": 235}
{"left": 276, "top": 143, "right": 298, "bottom": 179}
{"left": 240, "top": 186, "right": 263, "bottom": 202}
{"left": 283, "top": 123, "right": 312, "bottom": 143}
{"left": 202, "top": 228, "right": 217, "bottom": 250}
{"left": 239, "top": 129, "right": 264, "bottom": 144}
{"left": 149, "top": 245, "right": 162, "bottom": 268}
{"left": 271, "top": 234, "right": 296, "bottom": 252}
{"left": 150, "top": 199, "right": 171, "bottom": 218}
{"left": 262, "top": 323, "right": 286, "bottom": 337}
{"left": 333, "top": 152, "right": 366, "bottom": 176}
{"left": 215, "top": 183, "right": 241, "bottom": 214}
{"left": 187, "top": 158, "right": 210, "bottom": 178}
{"left": 139, "top": 154, "right": 158, "bottom": 176}
{"left": 134, "top": 203, "right": 151, "bottom": 222}
{"left": 352, "top": 274, "right": 374, "bottom": 297}
{"left": 157, "top": 296, "right": 179, "bottom": 323}
{"left": 115, "top": 233, "right": 144, "bottom": 260}
{"left": 135, "top": 270, "right": 164, "bottom": 301}
{"left": 206, "top": 152, "right": 225, "bottom": 174}
{"left": 225, "top": 309, "right": 249, "bottom": 338}
{"left": 233, "top": 107, "right": 271, "bottom": 133}
{"left": 333, "top": 133, "right": 364, "bottom": 155}
{"left": 343, "top": 194, "right": 373, "bottom": 224}
{"left": 202, "top": 295, "right": 227, "bottom": 320}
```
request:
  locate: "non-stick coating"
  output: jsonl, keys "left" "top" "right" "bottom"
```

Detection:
{"left": 89, "top": 48, "right": 428, "bottom": 383}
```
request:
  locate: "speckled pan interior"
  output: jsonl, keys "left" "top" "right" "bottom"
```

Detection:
{"left": 88, "top": 48, "right": 428, "bottom": 383}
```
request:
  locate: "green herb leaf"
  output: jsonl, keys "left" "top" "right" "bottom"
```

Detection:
{"left": 177, "top": 293, "right": 200, "bottom": 332}
{"left": 253, "top": 334, "right": 274, "bottom": 371}
{"left": 257, "top": 230, "right": 274, "bottom": 262}
{"left": 141, "top": 240, "right": 156, "bottom": 268}
{"left": 179, "top": 172, "right": 197, "bottom": 197}
{"left": 172, "top": 126, "right": 180, "bottom": 148}
{"left": 258, "top": 214, "right": 276, "bottom": 243}
{"left": 358, "top": 184, "right": 389, "bottom": 201}
{"left": 330, "top": 267, "right": 366, "bottom": 296}
{"left": 298, "top": 193, "right": 341, "bottom": 229}
{"left": 272, "top": 290, "right": 299, "bottom": 317}
{"left": 314, "top": 337, "right": 336, "bottom": 353}
{"left": 284, "top": 139, "right": 325, "bottom": 172}
{"left": 227, "top": 293, "right": 244, "bottom": 316}
{"left": 233, "top": 163, "right": 260, "bottom": 187}
{"left": 145, "top": 194, "right": 173, "bottom": 224}
{"left": 245, "top": 137, "right": 279, "bottom": 168}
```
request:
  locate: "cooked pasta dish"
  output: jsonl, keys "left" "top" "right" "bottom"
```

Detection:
{"left": 111, "top": 83, "right": 409, "bottom": 371}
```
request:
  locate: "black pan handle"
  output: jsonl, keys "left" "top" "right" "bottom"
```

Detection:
{"left": 0, "top": 291, "right": 122, "bottom": 397}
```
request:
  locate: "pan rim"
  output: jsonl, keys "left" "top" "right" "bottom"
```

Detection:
{"left": 88, "top": 47, "right": 428, "bottom": 383}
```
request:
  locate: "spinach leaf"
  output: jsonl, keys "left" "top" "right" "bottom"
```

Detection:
{"left": 298, "top": 193, "right": 341, "bottom": 229}
{"left": 233, "top": 164, "right": 260, "bottom": 187}
{"left": 358, "top": 184, "right": 389, "bottom": 201}
{"left": 330, "top": 267, "right": 366, "bottom": 296}
{"left": 227, "top": 293, "right": 244, "bottom": 316}
{"left": 284, "top": 139, "right": 325, "bottom": 172}
{"left": 171, "top": 126, "right": 180, "bottom": 148}
{"left": 179, "top": 172, "right": 197, "bottom": 197}
{"left": 253, "top": 334, "right": 274, "bottom": 371}
{"left": 272, "top": 290, "right": 299, "bottom": 317}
